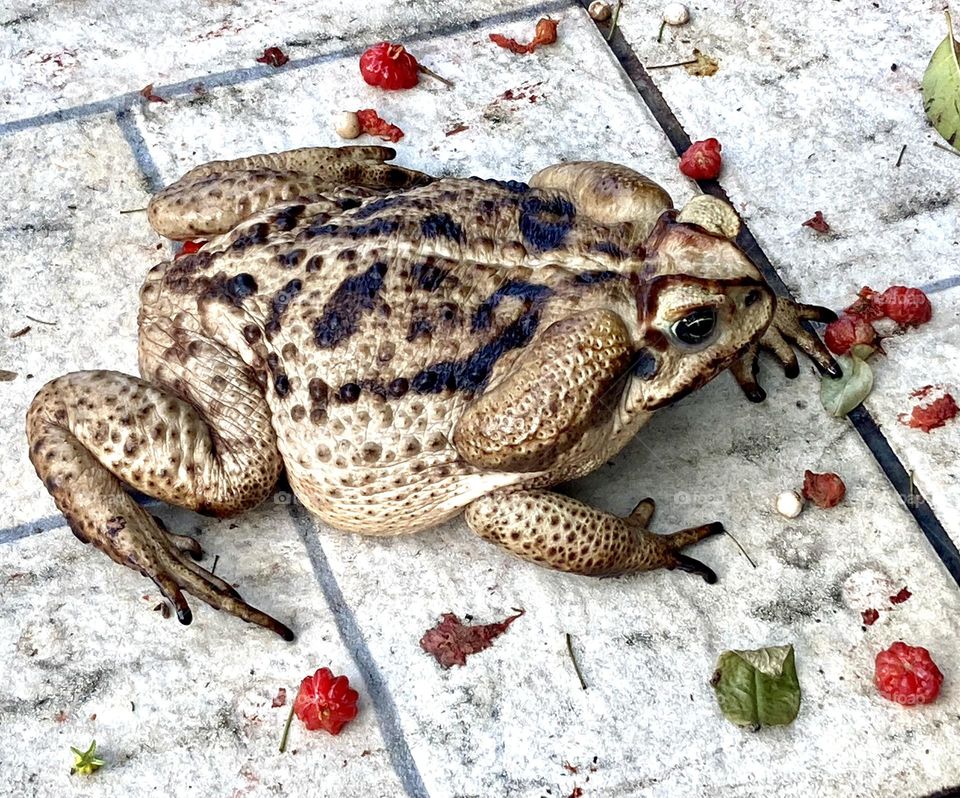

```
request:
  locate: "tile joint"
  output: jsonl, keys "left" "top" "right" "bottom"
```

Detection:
{"left": 583, "top": 1, "right": 960, "bottom": 588}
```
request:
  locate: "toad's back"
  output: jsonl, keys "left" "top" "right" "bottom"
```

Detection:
{"left": 142, "top": 177, "right": 643, "bottom": 532}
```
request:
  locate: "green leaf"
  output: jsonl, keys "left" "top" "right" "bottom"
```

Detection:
{"left": 922, "top": 11, "right": 960, "bottom": 151}
{"left": 711, "top": 644, "right": 801, "bottom": 729}
{"left": 70, "top": 740, "right": 105, "bottom": 776}
{"left": 820, "top": 353, "right": 873, "bottom": 418}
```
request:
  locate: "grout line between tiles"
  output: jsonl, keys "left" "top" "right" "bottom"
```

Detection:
{"left": 581, "top": 3, "right": 960, "bottom": 589}
{"left": 287, "top": 502, "right": 430, "bottom": 798}
{"left": 0, "top": 0, "right": 574, "bottom": 137}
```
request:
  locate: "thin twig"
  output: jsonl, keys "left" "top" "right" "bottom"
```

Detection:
{"left": 657, "top": 20, "right": 667, "bottom": 43}
{"left": 607, "top": 0, "right": 623, "bottom": 41}
{"left": 10, "top": 326, "right": 31, "bottom": 339}
{"left": 278, "top": 702, "right": 295, "bottom": 753}
{"left": 933, "top": 141, "right": 960, "bottom": 158}
{"left": 566, "top": 633, "right": 588, "bottom": 690}
{"left": 647, "top": 58, "right": 698, "bottom": 70}
{"left": 723, "top": 529, "right": 757, "bottom": 569}
{"left": 895, "top": 144, "right": 906, "bottom": 167}
{"left": 119, "top": 207, "right": 148, "bottom": 214}
{"left": 211, "top": 554, "right": 220, "bottom": 575}
{"left": 25, "top": 315, "right": 56, "bottom": 325}
{"left": 418, "top": 64, "right": 454, "bottom": 88}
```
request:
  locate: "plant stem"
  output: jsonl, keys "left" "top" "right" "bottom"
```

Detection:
{"left": 278, "top": 702, "right": 295, "bottom": 753}
{"left": 566, "top": 633, "right": 588, "bottom": 690}
{"left": 607, "top": 0, "right": 623, "bottom": 41}
{"left": 895, "top": 144, "right": 906, "bottom": 167}
{"left": 657, "top": 20, "right": 667, "bottom": 43}
{"left": 418, "top": 64, "right": 454, "bottom": 88}
{"left": 723, "top": 529, "right": 757, "bottom": 569}
{"left": 933, "top": 141, "right": 960, "bottom": 158}
{"left": 647, "top": 57, "right": 698, "bottom": 70}
{"left": 119, "top": 207, "right": 147, "bottom": 214}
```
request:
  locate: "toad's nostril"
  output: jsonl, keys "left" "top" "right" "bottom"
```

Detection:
{"left": 744, "top": 289, "right": 761, "bottom": 307}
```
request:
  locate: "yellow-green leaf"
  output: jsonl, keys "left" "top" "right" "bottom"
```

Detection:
{"left": 922, "top": 11, "right": 960, "bottom": 150}
{"left": 820, "top": 353, "right": 873, "bottom": 418}
{"left": 711, "top": 645, "right": 801, "bottom": 729}
{"left": 70, "top": 740, "right": 105, "bottom": 776}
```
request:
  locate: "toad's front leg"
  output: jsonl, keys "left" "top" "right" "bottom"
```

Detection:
{"left": 465, "top": 492, "right": 721, "bottom": 581}
{"left": 26, "top": 366, "right": 293, "bottom": 639}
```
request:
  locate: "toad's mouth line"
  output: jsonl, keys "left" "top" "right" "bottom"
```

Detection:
{"left": 589, "top": 3, "right": 960, "bottom": 589}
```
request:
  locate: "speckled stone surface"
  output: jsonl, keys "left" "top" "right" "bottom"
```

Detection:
{"left": 614, "top": 0, "right": 960, "bottom": 551}
{"left": 1, "top": 1, "right": 959, "bottom": 796}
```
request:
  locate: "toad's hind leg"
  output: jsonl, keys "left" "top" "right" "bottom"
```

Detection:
{"left": 26, "top": 367, "right": 293, "bottom": 639}
{"left": 148, "top": 144, "right": 433, "bottom": 239}
{"left": 464, "top": 490, "right": 721, "bottom": 581}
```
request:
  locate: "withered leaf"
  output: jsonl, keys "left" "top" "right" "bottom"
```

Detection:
{"left": 684, "top": 48, "right": 719, "bottom": 77}
{"left": 420, "top": 609, "right": 524, "bottom": 668}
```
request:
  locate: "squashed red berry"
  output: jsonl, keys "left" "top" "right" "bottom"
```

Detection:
{"left": 823, "top": 312, "right": 876, "bottom": 355}
{"left": 844, "top": 286, "right": 885, "bottom": 322}
{"left": 878, "top": 286, "right": 932, "bottom": 326}
{"left": 802, "top": 470, "right": 845, "bottom": 508}
{"left": 359, "top": 42, "right": 420, "bottom": 90}
{"left": 293, "top": 667, "right": 359, "bottom": 735}
{"left": 679, "top": 138, "right": 722, "bottom": 180}
{"left": 874, "top": 642, "right": 943, "bottom": 706}
{"left": 175, "top": 240, "right": 205, "bottom": 259}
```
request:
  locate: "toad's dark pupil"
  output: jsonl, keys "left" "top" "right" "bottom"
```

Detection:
{"left": 673, "top": 308, "right": 716, "bottom": 344}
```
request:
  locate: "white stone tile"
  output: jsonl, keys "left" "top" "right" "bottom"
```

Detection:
{"left": 316, "top": 366, "right": 960, "bottom": 798}
{"left": 0, "top": 0, "right": 555, "bottom": 125}
{"left": 0, "top": 116, "right": 160, "bottom": 529}
{"left": 614, "top": 0, "right": 960, "bottom": 547}
{"left": 0, "top": 502, "right": 406, "bottom": 798}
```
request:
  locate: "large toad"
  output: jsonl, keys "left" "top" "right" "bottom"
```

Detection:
{"left": 27, "top": 146, "right": 839, "bottom": 639}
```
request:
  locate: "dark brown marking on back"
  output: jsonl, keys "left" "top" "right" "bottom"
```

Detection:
{"left": 313, "top": 261, "right": 388, "bottom": 349}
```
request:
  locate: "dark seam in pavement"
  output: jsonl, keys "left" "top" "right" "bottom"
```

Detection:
{"left": 287, "top": 502, "right": 431, "bottom": 798}
{"left": 0, "top": 0, "right": 574, "bottom": 137}
{"left": 115, "top": 109, "right": 166, "bottom": 194}
{"left": 586, "top": 5, "right": 960, "bottom": 587}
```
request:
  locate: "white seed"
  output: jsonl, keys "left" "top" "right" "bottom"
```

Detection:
{"left": 663, "top": 2, "right": 690, "bottom": 25}
{"left": 334, "top": 111, "right": 361, "bottom": 140}
{"left": 589, "top": 1, "right": 613, "bottom": 21}
{"left": 775, "top": 490, "right": 804, "bottom": 518}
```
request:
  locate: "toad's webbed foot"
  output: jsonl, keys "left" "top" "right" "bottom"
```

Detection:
{"left": 465, "top": 490, "right": 721, "bottom": 582}
{"left": 731, "top": 297, "right": 841, "bottom": 402}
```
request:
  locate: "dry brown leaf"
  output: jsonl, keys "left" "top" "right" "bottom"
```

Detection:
{"left": 684, "top": 48, "right": 719, "bottom": 77}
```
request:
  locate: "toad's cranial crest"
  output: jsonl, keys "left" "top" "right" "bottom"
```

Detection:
{"left": 26, "top": 146, "right": 841, "bottom": 639}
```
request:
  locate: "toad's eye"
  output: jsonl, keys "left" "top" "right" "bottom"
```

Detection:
{"left": 672, "top": 308, "right": 717, "bottom": 345}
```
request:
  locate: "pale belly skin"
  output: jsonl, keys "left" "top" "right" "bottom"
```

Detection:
{"left": 26, "top": 146, "right": 840, "bottom": 639}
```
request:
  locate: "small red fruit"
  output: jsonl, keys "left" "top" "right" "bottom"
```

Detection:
{"left": 878, "top": 286, "right": 932, "bottom": 326}
{"left": 359, "top": 42, "right": 420, "bottom": 90}
{"left": 679, "top": 138, "right": 722, "bottom": 180}
{"left": 293, "top": 667, "right": 359, "bottom": 735}
{"left": 823, "top": 312, "right": 876, "bottom": 355}
{"left": 844, "top": 286, "right": 885, "bottom": 322}
{"left": 874, "top": 642, "right": 943, "bottom": 706}
{"left": 175, "top": 240, "right": 205, "bottom": 258}
{"left": 802, "top": 470, "right": 845, "bottom": 508}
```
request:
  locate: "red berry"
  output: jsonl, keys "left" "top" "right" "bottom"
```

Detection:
{"left": 844, "top": 286, "right": 885, "bottom": 321}
{"left": 801, "top": 470, "right": 845, "bottom": 508}
{"left": 823, "top": 312, "right": 876, "bottom": 355}
{"left": 874, "top": 642, "right": 943, "bottom": 706}
{"left": 293, "top": 667, "right": 359, "bottom": 735}
{"left": 175, "top": 240, "right": 206, "bottom": 259}
{"left": 878, "top": 286, "right": 932, "bottom": 326}
{"left": 359, "top": 42, "right": 420, "bottom": 90}
{"left": 679, "top": 138, "right": 722, "bottom": 180}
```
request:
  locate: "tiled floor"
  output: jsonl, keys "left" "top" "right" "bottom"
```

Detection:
{"left": 1, "top": 2, "right": 958, "bottom": 796}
